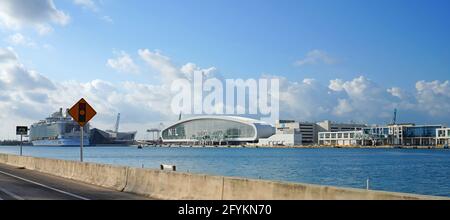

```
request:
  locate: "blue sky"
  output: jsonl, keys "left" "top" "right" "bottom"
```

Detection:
{"left": 11, "top": 0, "right": 450, "bottom": 84}
{"left": 0, "top": 0, "right": 449, "bottom": 138}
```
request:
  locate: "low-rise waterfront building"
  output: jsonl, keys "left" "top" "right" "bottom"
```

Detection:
{"left": 274, "top": 119, "right": 366, "bottom": 145}
{"left": 316, "top": 120, "right": 366, "bottom": 133}
{"left": 436, "top": 128, "right": 450, "bottom": 146}
{"left": 318, "top": 131, "right": 363, "bottom": 146}
{"left": 259, "top": 123, "right": 302, "bottom": 146}
{"left": 161, "top": 116, "right": 275, "bottom": 145}
{"left": 275, "top": 120, "right": 314, "bottom": 145}
{"left": 319, "top": 123, "right": 446, "bottom": 147}
{"left": 403, "top": 125, "right": 443, "bottom": 146}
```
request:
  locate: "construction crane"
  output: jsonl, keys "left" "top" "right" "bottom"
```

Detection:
{"left": 115, "top": 113, "right": 121, "bottom": 133}
{"left": 392, "top": 109, "right": 397, "bottom": 125}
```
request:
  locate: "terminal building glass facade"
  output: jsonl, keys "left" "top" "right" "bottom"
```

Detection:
{"left": 318, "top": 124, "right": 446, "bottom": 147}
{"left": 161, "top": 116, "right": 275, "bottom": 145}
{"left": 162, "top": 118, "right": 256, "bottom": 141}
{"left": 403, "top": 125, "right": 443, "bottom": 146}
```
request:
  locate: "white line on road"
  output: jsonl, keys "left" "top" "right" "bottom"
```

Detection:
{"left": 0, "top": 170, "right": 90, "bottom": 200}
{"left": 0, "top": 187, "right": 24, "bottom": 200}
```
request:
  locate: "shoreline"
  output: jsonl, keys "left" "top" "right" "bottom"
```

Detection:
{"left": 133, "top": 144, "right": 449, "bottom": 150}
{"left": 1, "top": 144, "right": 448, "bottom": 150}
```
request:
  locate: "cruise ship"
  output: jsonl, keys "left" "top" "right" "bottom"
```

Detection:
{"left": 29, "top": 108, "right": 90, "bottom": 146}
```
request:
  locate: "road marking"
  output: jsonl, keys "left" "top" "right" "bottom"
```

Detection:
{"left": 0, "top": 187, "right": 24, "bottom": 200}
{"left": 0, "top": 170, "right": 90, "bottom": 200}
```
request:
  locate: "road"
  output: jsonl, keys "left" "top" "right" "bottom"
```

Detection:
{"left": 0, "top": 163, "right": 149, "bottom": 200}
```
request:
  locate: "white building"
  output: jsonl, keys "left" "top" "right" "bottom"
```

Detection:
{"left": 318, "top": 131, "right": 364, "bottom": 146}
{"left": 316, "top": 120, "right": 366, "bottom": 132}
{"left": 319, "top": 124, "right": 446, "bottom": 147}
{"left": 436, "top": 128, "right": 450, "bottom": 146}
{"left": 274, "top": 120, "right": 366, "bottom": 145}
{"left": 259, "top": 129, "right": 302, "bottom": 146}
{"left": 161, "top": 116, "right": 275, "bottom": 145}
{"left": 275, "top": 120, "right": 313, "bottom": 144}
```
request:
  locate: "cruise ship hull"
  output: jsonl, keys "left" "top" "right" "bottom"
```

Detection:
{"left": 32, "top": 138, "right": 90, "bottom": 146}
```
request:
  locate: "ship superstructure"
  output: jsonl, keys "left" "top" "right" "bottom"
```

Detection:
{"left": 30, "top": 108, "right": 90, "bottom": 146}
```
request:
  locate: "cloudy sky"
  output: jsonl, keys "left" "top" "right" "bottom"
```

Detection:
{"left": 0, "top": 0, "right": 449, "bottom": 139}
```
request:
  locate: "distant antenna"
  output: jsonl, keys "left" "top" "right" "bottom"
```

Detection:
{"left": 178, "top": 112, "right": 182, "bottom": 121}
{"left": 115, "top": 113, "right": 121, "bottom": 133}
{"left": 392, "top": 109, "right": 397, "bottom": 125}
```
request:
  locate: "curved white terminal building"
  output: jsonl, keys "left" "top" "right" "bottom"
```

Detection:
{"left": 161, "top": 116, "right": 275, "bottom": 144}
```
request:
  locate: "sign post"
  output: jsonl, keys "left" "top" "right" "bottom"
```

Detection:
{"left": 16, "top": 126, "right": 28, "bottom": 156}
{"left": 68, "top": 98, "right": 96, "bottom": 162}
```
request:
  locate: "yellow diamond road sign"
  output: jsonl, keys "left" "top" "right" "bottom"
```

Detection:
{"left": 68, "top": 98, "right": 97, "bottom": 127}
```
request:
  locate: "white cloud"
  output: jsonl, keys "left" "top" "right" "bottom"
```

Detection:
{"left": 327, "top": 76, "right": 396, "bottom": 121}
{"left": 136, "top": 49, "right": 216, "bottom": 82}
{"left": 73, "top": 0, "right": 98, "bottom": 11}
{"left": 277, "top": 76, "right": 333, "bottom": 121}
{"left": 0, "top": 47, "right": 55, "bottom": 90}
{"left": 1, "top": 47, "right": 449, "bottom": 139}
{"left": 5, "top": 33, "right": 37, "bottom": 48}
{"left": 415, "top": 80, "right": 450, "bottom": 116}
{"left": 0, "top": 0, "right": 70, "bottom": 34}
{"left": 329, "top": 79, "right": 344, "bottom": 91}
{"left": 302, "top": 78, "right": 315, "bottom": 85}
{"left": 36, "top": 24, "right": 54, "bottom": 35}
{"left": 0, "top": 47, "right": 18, "bottom": 63}
{"left": 328, "top": 76, "right": 371, "bottom": 99}
{"left": 72, "top": 0, "right": 114, "bottom": 24}
{"left": 138, "top": 49, "right": 186, "bottom": 82}
{"left": 387, "top": 87, "right": 404, "bottom": 99}
{"left": 334, "top": 99, "right": 353, "bottom": 116}
{"left": 107, "top": 51, "right": 140, "bottom": 74}
{"left": 295, "top": 49, "right": 336, "bottom": 66}
{"left": 0, "top": 48, "right": 215, "bottom": 139}
{"left": 101, "top": 16, "right": 113, "bottom": 24}
{"left": 180, "top": 62, "right": 217, "bottom": 79}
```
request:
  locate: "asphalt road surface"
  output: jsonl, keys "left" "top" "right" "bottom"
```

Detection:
{"left": 0, "top": 163, "right": 149, "bottom": 200}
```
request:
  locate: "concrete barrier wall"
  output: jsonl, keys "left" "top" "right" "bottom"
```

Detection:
{"left": 31, "top": 157, "right": 128, "bottom": 191}
{"left": 124, "top": 168, "right": 224, "bottom": 199}
{"left": 221, "top": 177, "right": 434, "bottom": 200}
{"left": 0, "top": 154, "right": 127, "bottom": 191}
{"left": 0, "top": 153, "right": 445, "bottom": 200}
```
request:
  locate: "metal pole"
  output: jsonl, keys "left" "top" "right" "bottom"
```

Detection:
{"left": 80, "top": 126, "right": 84, "bottom": 162}
{"left": 20, "top": 134, "right": 23, "bottom": 156}
{"left": 366, "top": 178, "right": 370, "bottom": 190}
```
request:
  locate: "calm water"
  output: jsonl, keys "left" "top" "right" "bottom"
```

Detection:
{"left": 0, "top": 146, "right": 449, "bottom": 197}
